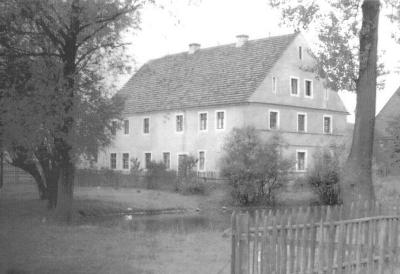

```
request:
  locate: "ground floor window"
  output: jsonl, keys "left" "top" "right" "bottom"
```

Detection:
{"left": 296, "top": 150, "right": 307, "bottom": 171}
{"left": 122, "top": 153, "right": 129, "bottom": 169}
{"left": 144, "top": 153, "right": 152, "bottom": 169}
{"left": 110, "top": 153, "right": 117, "bottom": 169}
{"left": 163, "top": 152, "right": 171, "bottom": 169}
{"left": 198, "top": 151, "right": 205, "bottom": 171}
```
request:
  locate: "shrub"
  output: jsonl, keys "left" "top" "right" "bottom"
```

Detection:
{"left": 307, "top": 145, "right": 345, "bottom": 205}
{"left": 176, "top": 155, "right": 206, "bottom": 195}
{"left": 144, "top": 161, "right": 178, "bottom": 190}
{"left": 220, "top": 126, "right": 293, "bottom": 206}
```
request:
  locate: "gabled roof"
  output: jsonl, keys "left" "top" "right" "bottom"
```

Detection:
{"left": 375, "top": 86, "right": 400, "bottom": 138}
{"left": 119, "top": 33, "right": 299, "bottom": 114}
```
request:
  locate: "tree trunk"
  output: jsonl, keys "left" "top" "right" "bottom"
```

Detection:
{"left": 55, "top": 154, "right": 74, "bottom": 222}
{"left": 341, "top": 0, "right": 380, "bottom": 209}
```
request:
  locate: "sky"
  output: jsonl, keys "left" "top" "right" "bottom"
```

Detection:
{"left": 121, "top": 0, "right": 400, "bottom": 122}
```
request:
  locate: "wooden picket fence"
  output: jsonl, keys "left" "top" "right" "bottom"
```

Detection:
{"left": 231, "top": 202, "right": 400, "bottom": 274}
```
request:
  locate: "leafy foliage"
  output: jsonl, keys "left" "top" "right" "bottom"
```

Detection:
{"left": 220, "top": 127, "right": 293, "bottom": 206}
{"left": 307, "top": 145, "right": 346, "bottom": 205}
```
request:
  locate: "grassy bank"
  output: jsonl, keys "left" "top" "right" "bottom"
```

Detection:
{"left": 0, "top": 181, "right": 230, "bottom": 274}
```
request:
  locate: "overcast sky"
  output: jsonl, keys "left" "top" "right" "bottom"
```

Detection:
{"left": 121, "top": 0, "right": 400, "bottom": 122}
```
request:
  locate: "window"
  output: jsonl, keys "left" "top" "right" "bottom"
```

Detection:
{"left": 198, "top": 151, "right": 205, "bottom": 171}
{"left": 296, "top": 150, "right": 307, "bottom": 171}
{"left": 199, "top": 112, "right": 207, "bottom": 131}
{"left": 290, "top": 77, "right": 299, "bottom": 96}
{"left": 297, "top": 113, "right": 307, "bottom": 132}
{"left": 178, "top": 154, "right": 188, "bottom": 174}
{"left": 143, "top": 118, "right": 149, "bottom": 134}
{"left": 111, "top": 121, "right": 117, "bottom": 136}
{"left": 269, "top": 110, "right": 279, "bottom": 130}
{"left": 323, "top": 115, "right": 332, "bottom": 134}
{"left": 324, "top": 88, "right": 329, "bottom": 101}
{"left": 272, "top": 77, "right": 277, "bottom": 94}
{"left": 163, "top": 152, "right": 171, "bottom": 169}
{"left": 176, "top": 114, "right": 184, "bottom": 132}
{"left": 110, "top": 153, "right": 117, "bottom": 169}
{"left": 123, "top": 120, "right": 129, "bottom": 135}
{"left": 122, "top": 153, "right": 129, "bottom": 169}
{"left": 216, "top": 111, "right": 225, "bottom": 129}
{"left": 144, "top": 153, "right": 152, "bottom": 169}
{"left": 305, "top": 80, "right": 313, "bottom": 97}
{"left": 298, "top": 46, "right": 303, "bottom": 60}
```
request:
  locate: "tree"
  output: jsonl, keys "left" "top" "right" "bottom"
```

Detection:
{"left": 0, "top": 0, "right": 146, "bottom": 221}
{"left": 220, "top": 127, "right": 293, "bottom": 206}
{"left": 269, "top": 0, "right": 381, "bottom": 207}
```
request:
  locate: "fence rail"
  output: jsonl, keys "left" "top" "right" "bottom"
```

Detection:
{"left": 231, "top": 201, "right": 400, "bottom": 274}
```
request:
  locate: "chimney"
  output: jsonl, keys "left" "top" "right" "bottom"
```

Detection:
{"left": 188, "top": 43, "right": 200, "bottom": 54}
{"left": 236, "top": 34, "right": 249, "bottom": 47}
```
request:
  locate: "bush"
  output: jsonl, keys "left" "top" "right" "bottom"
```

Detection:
{"left": 144, "top": 161, "right": 178, "bottom": 190}
{"left": 176, "top": 155, "right": 206, "bottom": 195}
{"left": 75, "top": 168, "right": 143, "bottom": 188}
{"left": 220, "top": 126, "right": 293, "bottom": 206}
{"left": 307, "top": 145, "right": 345, "bottom": 205}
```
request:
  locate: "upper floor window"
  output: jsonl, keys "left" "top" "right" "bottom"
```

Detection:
{"left": 198, "top": 151, "right": 206, "bottom": 171}
{"left": 199, "top": 112, "right": 207, "bottom": 131}
{"left": 122, "top": 153, "right": 129, "bottom": 169}
{"left": 269, "top": 110, "right": 279, "bottom": 130}
{"left": 216, "top": 111, "right": 225, "bottom": 130}
{"left": 305, "top": 80, "right": 313, "bottom": 98}
{"left": 272, "top": 77, "right": 277, "bottom": 94}
{"left": 176, "top": 114, "right": 184, "bottom": 132}
{"left": 298, "top": 46, "right": 303, "bottom": 60}
{"left": 143, "top": 118, "right": 150, "bottom": 134}
{"left": 163, "top": 152, "right": 171, "bottom": 169}
{"left": 290, "top": 77, "right": 299, "bottom": 96}
{"left": 297, "top": 113, "right": 307, "bottom": 132}
{"left": 111, "top": 121, "right": 117, "bottom": 136}
{"left": 144, "top": 152, "right": 152, "bottom": 169}
{"left": 296, "top": 150, "right": 307, "bottom": 171}
{"left": 110, "top": 153, "right": 117, "bottom": 169}
{"left": 323, "top": 115, "right": 332, "bottom": 134}
{"left": 123, "top": 120, "right": 129, "bottom": 135}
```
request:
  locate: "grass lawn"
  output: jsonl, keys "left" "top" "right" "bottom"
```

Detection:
{"left": 0, "top": 181, "right": 230, "bottom": 274}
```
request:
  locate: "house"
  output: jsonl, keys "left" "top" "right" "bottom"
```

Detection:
{"left": 374, "top": 86, "right": 400, "bottom": 175}
{"left": 96, "top": 32, "right": 349, "bottom": 174}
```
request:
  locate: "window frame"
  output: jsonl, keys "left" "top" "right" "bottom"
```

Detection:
{"left": 268, "top": 110, "right": 280, "bottom": 130}
{"left": 298, "top": 46, "right": 303, "bottom": 60}
{"left": 110, "top": 153, "right": 117, "bottom": 169}
{"left": 290, "top": 76, "right": 300, "bottom": 97}
{"left": 123, "top": 119, "right": 129, "bottom": 135}
{"left": 122, "top": 153, "right": 130, "bottom": 170}
{"left": 215, "top": 110, "right": 226, "bottom": 130}
{"left": 297, "top": 112, "right": 307, "bottom": 133}
{"left": 175, "top": 113, "right": 184, "bottom": 133}
{"left": 143, "top": 117, "right": 150, "bottom": 134}
{"left": 198, "top": 150, "right": 206, "bottom": 171}
{"left": 304, "top": 79, "right": 313, "bottom": 98}
{"left": 272, "top": 76, "right": 278, "bottom": 94}
{"left": 323, "top": 114, "right": 333, "bottom": 134}
{"left": 144, "top": 152, "right": 152, "bottom": 169}
{"left": 163, "top": 152, "right": 171, "bottom": 169}
{"left": 198, "top": 111, "right": 208, "bottom": 132}
{"left": 296, "top": 149, "right": 307, "bottom": 172}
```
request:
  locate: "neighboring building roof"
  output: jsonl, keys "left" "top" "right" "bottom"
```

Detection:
{"left": 119, "top": 33, "right": 299, "bottom": 114}
{"left": 375, "top": 86, "right": 400, "bottom": 138}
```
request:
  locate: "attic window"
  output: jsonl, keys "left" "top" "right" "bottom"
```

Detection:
{"left": 298, "top": 46, "right": 303, "bottom": 60}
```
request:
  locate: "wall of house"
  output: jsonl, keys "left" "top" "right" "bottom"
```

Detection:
{"left": 96, "top": 105, "right": 247, "bottom": 172}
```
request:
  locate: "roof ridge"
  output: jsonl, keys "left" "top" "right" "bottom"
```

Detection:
{"left": 146, "top": 32, "right": 299, "bottom": 64}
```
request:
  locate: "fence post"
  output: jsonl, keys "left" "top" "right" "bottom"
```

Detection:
{"left": 378, "top": 219, "right": 388, "bottom": 274}
{"left": 231, "top": 211, "right": 237, "bottom": 274}
{"left": 336, "top": 220, "right": 345, "bottom": 274}
{"left": 355, "top": 220, "right": 362, "bottom": 274}
{"left": 309, "top": 208, "right": 317, "bottom": 273}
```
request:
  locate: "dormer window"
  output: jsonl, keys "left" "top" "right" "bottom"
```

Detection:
{"left": 298, "top": 46, "right": 303, "bottom": 60}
